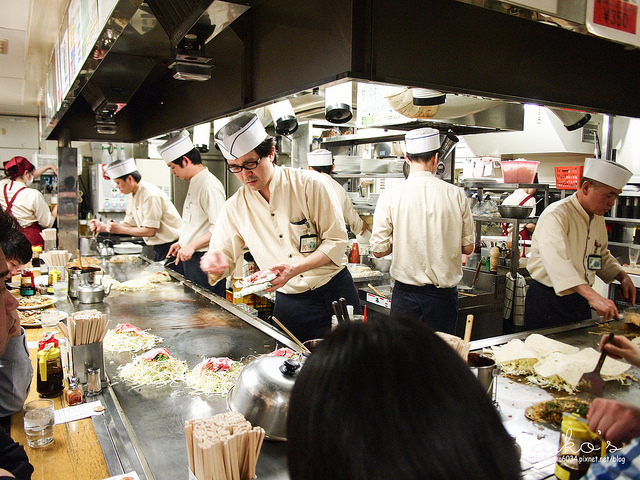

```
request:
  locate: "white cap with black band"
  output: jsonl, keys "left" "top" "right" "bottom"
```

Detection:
{"left": 158, "top": 130, "right": 194, "bottom": 164}
{"left": 214, "top": 113, "right": 268, "bottom": 160}
{"left": 405, "top": 127, "right": 440, "bottom": 155}
{"left": 105, "top": 158, "right": 137, "bottom": 179}
{"left": 583, "top": 158, "right": 633, "bottom": 190}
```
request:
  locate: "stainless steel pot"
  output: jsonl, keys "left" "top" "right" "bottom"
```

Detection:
{"left": 68, "top": 267, "right": 102, "bottom": 298}
{"left": 77, "top": 281, "right": 112, "bottom": 304}
{"left": 227, "top": 356, "right": 300, "bottom": 441}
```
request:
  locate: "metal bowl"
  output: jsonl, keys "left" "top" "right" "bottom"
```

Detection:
{"left": 227, "top": 356, "right": 300, "bottom": 441}
{"left": 370, "top": 255, "right": 392, "bottom": 272}
{"left": 498, "top": 205, "right": 533, "bottom": 219}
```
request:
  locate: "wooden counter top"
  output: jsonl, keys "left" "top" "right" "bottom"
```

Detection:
{"left": 10, "top": 325, "right": 110, "bottom": 480}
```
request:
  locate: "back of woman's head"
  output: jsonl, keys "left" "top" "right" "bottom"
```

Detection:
{"left": 287, "top": 317, "right": 520, "bottom": 480}
{"left": 0, "top": 211, "right": 31, "bottom": 264}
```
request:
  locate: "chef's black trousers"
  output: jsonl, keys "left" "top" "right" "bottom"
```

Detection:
{"left": 272, "top": 268, "right": 361, "bottom": 343}
{"left": 390, "top": 281, "right": 458, "bottom": 335}
{"left": 167, "top": 251, "right": 226, "bottom": 297}
{"left": 152, "top": 242, "right": 174, "bottom": 262}
{"left": 523, "top": 279, "right": 592, "bottom": 330}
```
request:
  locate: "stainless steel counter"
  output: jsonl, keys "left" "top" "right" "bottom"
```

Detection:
{"left": 479, "top": 319, "right": 640, "bottom": 479}
{"left": 57, "top": 257, "right": 296, "bottom": 480}
{"left": 56, "top": 257, "right": 640, "bottom": 480}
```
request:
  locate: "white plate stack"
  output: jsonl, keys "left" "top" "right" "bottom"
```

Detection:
{"left": 361, "top": 158, "right": 390, "bottom": 174}
{"left": 333, "top": 155, "right": 362, "bottom": 173}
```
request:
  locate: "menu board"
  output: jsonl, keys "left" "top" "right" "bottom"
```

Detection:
{"left": 356, "top": 83, "right": 409, "bottom": 128}
{"left": 586, "top": 0, "right": 640, "bottom": 48}
{"left": 58, "top": 27, "right": 71, "bottom": 99}
{"left": 68, "top": 0, "right": 83, "bottom": 81}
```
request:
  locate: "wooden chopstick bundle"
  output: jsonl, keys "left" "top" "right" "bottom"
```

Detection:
{"left": 68, "top": 309, "right": 111, "bottom": 346}
{"left": 185, "top": 412, "right": 265, "bottom": 480}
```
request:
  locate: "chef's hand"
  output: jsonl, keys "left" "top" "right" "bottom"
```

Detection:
{"left": 177, "top": 245, "right": 195, "bottom": 263}
{"left": 587, "top": 398, "right": 640, "bottom": 447}
{"left": 200, "top": 250, "right": 229, "bottom": 276}
{"left": 264, "top": 264, "right": 296, "bottom": 291}
{"left": 167, "top": 242, "right": 181, "bottom": 259}
{"left": 104, "top": 220, "right": 122, "bottom": 234}
{"left": 89, "top": 219, "right": 103, "bottom": 233}
{"left": 600, "top": 334, "right": 640, "bottom": 368}
{"left": 617, "top": 272, "right": 636, "bottom": 306}
{"left": 360, "top": 222, "right": 372, "bottom": 235}
{"left": 577, "top": 284, "right": 619, "bottom": 320}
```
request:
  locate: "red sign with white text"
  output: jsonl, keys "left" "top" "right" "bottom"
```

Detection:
{"left": 593, "top": 0, "right": 637, "bottom": 34}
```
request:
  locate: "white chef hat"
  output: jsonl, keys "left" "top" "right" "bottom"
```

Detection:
{"left": 405, "top": 127, "right": 440, "bottom": 154}
{"left": 583, "top": 158, "right": 633, "bottom": 190}
{"left": 307, "top": 149, "right": 333, "bottom": 167}
{"left": 158, "top": 130, "right": 194, "bottom": 164}
{"left": 104, "top": 158, "right": 137, "bottom": 179}
{"left": 214, "top": 113, "right": 268, "bottom": 160}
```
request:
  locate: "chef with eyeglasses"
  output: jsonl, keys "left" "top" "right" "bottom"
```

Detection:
{"left": 200, "top": 112, "right": 360, "bottom": 342}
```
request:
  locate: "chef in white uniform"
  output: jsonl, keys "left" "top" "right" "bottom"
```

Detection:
{"left": 89, "top": 158, "right": 182, "bottom": 261}
{"left": 370, "top": 127, "right": 475, "bottom": 335}
{"left": 200, "top": 113, "right": 360, "bottom": 342}
{"left": 159, "top": 131, "right": 227, "bottom": 295}
{"left": 525, "top": 158, "right": 636, "bottom": 329}
{"left": 307, "top": 149, "right": 371, "bottom": 235}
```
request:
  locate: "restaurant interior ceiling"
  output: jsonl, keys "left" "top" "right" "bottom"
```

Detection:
{"left": 0, "top": 0, "right": 68, "bottom": 118}
{"left": 3, "top": 0, "right": 640, "bottom": 146}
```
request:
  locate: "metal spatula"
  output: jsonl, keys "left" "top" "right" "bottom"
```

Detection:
{"left": 578, "top": 332, "right": 614, "bottom": 396}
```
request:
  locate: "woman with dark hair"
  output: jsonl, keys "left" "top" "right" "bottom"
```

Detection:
{"left": 287, "top": 317, "right": 521, "bottom": 480}
{"left": 0, "top": 156, "right": 57, "bottom": 247}
{"left": 0, "top": 211, "right": 32, "bottom": 279}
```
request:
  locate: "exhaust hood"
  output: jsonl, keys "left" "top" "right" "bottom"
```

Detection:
{"left": 44, "top": 0, "right": 640, "bottom": 144}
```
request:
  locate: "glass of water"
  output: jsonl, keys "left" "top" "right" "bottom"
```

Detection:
{"left": 23, "top": 399, "right": 54, "bottom": 448}
{"left": 629, "top": 246, "right": 640, "bottom": 267}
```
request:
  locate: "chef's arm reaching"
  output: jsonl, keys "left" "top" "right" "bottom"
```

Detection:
{"left": 372, "top": 244, "right": 392, "bottom": 258}
{"left": 266, "top": 250, "right": 333, "bottom": 291}
{"left": 615, "top": 270, "right": 636, "bottom": 306}
{"left": 573, "top": 284, "right": 620, "bottom": 320}
{"left": 89, "top": 219, "right": 157, "bottom": 238}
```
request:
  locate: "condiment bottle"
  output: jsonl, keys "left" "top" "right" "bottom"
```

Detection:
{"left": 37, "top": 343, "right": 64, "bottom": 397}
{"left": 38, "top": 332, "right": 59, "bottom": 351}
{"left": 65, "top": 377, "right": 84, "bottom": 406}
{"left": 86, "top": 368, "right": 102, "bottom": 396}
{"left": 20, "top": 270, "right": 35, "bottom": 296}
{"left": 31, "top": 246, "right": 42, "bottom": 268}
{"left": 349, "top": 241, "right": 360, "bottom": 264}
{"left": 555, "top": 413, "right": 605, "bottom": 480}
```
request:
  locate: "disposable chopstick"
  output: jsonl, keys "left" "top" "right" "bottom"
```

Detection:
{"left": 271, "top": 316, "right": 310, "bottom": 353}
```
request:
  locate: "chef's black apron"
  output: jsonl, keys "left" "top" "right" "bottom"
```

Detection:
{"left": 272, "top": 267, "right": 361, "bottom": 343}
{"left": 523, "top": 279, "right": 592, "bottom": 330}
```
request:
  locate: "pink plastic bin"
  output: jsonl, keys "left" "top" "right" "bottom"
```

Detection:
{"left": 500, "top": 160, "right": 539, "bottom": 184}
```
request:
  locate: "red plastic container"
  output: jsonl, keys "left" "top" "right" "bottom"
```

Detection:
{"left": 555, "top": 166, "right": 584, "bottom": 189}
{"left": 500, "top": 160, "right": 539, "bottom": 184}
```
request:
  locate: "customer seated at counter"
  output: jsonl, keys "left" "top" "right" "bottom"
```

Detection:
{"left": 0, "top": 212, "right": 32, "bottom": 422}
{"left": 0, "top": 246, "right": 33, "bottom": 479}
{"left": 584, "top": 334, "right": 640, "bottom": 479}
{"left": 286, "top": 316, "right": 521, "bottom": 480}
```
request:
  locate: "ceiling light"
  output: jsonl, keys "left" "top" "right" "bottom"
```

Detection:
{"left": 412, "top": 88, "right": 447, "bottom": 106}
{"left": 269, "top": 100, "right": 298, "bottom": 135}
{"left": 548, "top": 107, "right": 592, "bottom": 131}
{"left": 325, "top": 82, "right": 353, "bottom": 124}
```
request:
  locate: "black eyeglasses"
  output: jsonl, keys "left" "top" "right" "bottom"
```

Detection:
{"left": 227, "top": 157, "right": 263, "bottom": 173}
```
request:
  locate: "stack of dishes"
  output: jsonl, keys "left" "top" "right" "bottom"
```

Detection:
{"left": 333, "top": 155, "right": 362, "bottom": 174}
{"left": 360, "top": 158, "right": 390, "bottom": 174}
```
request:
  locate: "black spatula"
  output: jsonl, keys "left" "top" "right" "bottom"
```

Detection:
{"left": 578, "top": 332, "right": 614, "bottom": 396}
